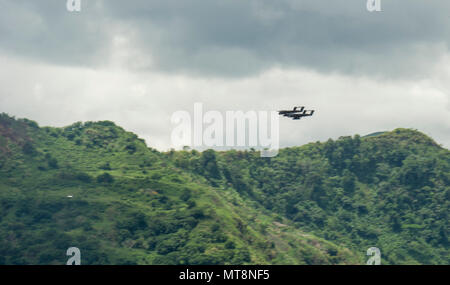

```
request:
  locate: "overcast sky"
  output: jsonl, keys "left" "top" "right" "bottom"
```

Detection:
{"left": 0, "top": 0, "right": 449, "bottom": 150}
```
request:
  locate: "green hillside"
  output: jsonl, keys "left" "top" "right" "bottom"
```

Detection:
{"left": 0, "top": 113, "right": 448, "bottom": 264}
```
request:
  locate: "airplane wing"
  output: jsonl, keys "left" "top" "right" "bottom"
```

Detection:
{"left": 283, "top": 112, "right": 300, "bottom": 117}
{"left": 278, "top": 106, "right": 305, "bottom": 115}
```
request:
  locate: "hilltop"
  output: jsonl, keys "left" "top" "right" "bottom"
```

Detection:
{"left": 0, "top": 113, "right": 448, "bottom": 264}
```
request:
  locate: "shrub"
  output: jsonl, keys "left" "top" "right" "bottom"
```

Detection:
{"left": 99, "top": 162, "right": 112, "bottom": 170}
{"left": 125, "top": 144, "right": 137, "bottom": 154}
{"left": 225, "top": 241, "right": 236, "bottom": 249}
{"left": 48, "top": 157, "right": 59, "bottom": 169}
{"left": 76, "top": 172, "right": 93, "bottom": 183}
{"left": 97, "top": 173, "right": 114, "bottom": 183}
{"left": 22, "top": 142, "right": 37, "bottom": 156}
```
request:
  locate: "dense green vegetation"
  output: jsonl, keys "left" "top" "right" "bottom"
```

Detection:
{"left": 0, "top": 113, "right": 448, "bottom": 264}
{"left": 174, "top": 130, "right": 449, "bottom": 265}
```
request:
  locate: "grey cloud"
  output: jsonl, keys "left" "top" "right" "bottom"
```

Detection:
{"left": 1, "top": 0, "right": 449, "bottom": 78}
{"left": 0, "top": 0, "right": 111, "bottom": 66}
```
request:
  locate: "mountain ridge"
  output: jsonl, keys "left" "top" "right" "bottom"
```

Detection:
{"left": 0, "top": 113, "right": 448, "bottom": 264}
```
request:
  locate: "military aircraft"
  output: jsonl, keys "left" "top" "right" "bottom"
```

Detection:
{"left": 278, "top": 106, "right": 314, "bottom": 120}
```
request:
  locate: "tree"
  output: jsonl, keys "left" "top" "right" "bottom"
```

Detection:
{"left": 97, "top": 173, "right": 114, "bottom": 183}
{"left": 200, "top": 149, "right": 221, "bottom": 179}
{"left": 22, "top": 141, "right": 37, "bottom": 156}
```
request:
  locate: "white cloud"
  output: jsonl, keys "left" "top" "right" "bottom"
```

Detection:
{"left": 1, "top": 53, "right": 449, "bottom": 150}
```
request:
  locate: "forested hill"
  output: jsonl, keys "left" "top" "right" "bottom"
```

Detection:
{"left": 0, "top": 113, "right": 448, "bottom": 264}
